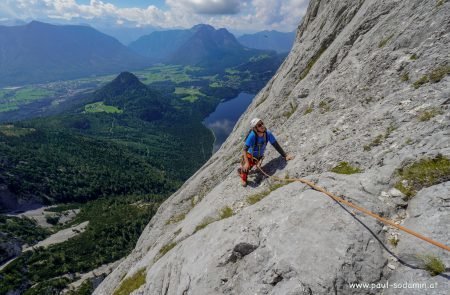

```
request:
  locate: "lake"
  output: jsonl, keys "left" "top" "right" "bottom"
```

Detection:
{"left": 203, "top": 92, "right": 255, "bottom": 153}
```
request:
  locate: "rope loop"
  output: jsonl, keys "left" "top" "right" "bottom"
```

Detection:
{"left": 255, "top": 166, "right": 450, "bottom": 252}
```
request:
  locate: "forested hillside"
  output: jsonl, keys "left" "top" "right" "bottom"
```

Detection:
{"left": 0, "top": 72, "right": 213, "bottom": 211}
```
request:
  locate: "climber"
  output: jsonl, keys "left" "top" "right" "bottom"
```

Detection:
{"left": 238, "top": 118, "right": 294, "bottom": 186}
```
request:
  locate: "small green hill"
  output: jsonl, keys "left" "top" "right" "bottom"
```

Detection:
{"left": 93, "top": 71, "right": 168, "bottom": 122}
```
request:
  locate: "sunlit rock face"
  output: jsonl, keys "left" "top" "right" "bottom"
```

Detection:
{"left": 95, "top": 0, "right": 450, "bottom": 294}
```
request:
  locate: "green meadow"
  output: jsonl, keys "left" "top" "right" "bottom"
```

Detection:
{"left": 174, "top": 87, "right": 205, "bottom": 102}
{"left": 137, "top": 64, "right": 202, "bottom": 84}
{"left": 84, "top": 102, "right": 123, "bottom": 114}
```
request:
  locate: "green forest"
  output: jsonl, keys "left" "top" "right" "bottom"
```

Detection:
{"left": 0, "top": 195, "right": 165, "bottom": 294}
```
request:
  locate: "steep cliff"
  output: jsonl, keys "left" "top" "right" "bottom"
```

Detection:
{"left": 95, "top": 0, "right": 449, "bottom": 294}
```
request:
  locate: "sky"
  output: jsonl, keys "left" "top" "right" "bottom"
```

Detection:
{"left": 0, "top": 0, "right": 310, "bottom": 32}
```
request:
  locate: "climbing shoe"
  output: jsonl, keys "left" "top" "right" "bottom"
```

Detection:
{"left": 238, "top": 168, "right": 247, "bottom": 187}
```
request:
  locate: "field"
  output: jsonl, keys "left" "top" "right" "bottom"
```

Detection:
{"left": 84, "top": 102, "right": 123, "bottom": 114}
{"left": 174, "top": 87, "right": 205, "bottom": 102}
{"left": 0, "top": 87, "right": 55, "bottom": 112}
{"left": 137, "top": 64, "right": 202, "bottom": 84}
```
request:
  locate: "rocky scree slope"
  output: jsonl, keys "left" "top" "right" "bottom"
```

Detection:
{"left": 95, "top": 0, "right": 450, "bottom": 294}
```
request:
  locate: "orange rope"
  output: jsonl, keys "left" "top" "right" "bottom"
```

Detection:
{"left": 256, "top": 166, "right": 450, "bottom": 252}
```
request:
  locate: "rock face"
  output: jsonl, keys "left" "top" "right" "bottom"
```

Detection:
{"left": 94, "top": 0, "right": 449, "bottom": 294}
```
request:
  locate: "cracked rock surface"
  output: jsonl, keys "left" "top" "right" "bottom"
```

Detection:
{"left": 94, "top": 0, "right": 449, "bottom": 294}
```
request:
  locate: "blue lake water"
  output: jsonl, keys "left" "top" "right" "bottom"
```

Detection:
{"left": 203, "top": 92, "right": 255, "bottom": 153}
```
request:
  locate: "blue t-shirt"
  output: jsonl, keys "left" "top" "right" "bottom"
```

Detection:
{"left": 245, "top": 130, "right": 276, "bottom": 158}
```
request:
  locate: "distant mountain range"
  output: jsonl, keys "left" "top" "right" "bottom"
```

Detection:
{"left": 0, "top": 21, "right": 150, "bottom": 86}
{"left": 129, "top": 24, "right": 276, "bottom": 70}
{"left": 237, "top": 30, "right": 296, "bottom": 53}
{"left": 0, "top": 19, "right": 26, "bottom": 26}
{"left": 129, "top": 27, "right": 196, "bottom": 61}
{"left": 95, "top": 25, "right": 159, "bottom": 45}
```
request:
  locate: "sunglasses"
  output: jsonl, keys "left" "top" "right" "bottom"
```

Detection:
{"left": 256, "top": 122, "right": 264, "bottom": 128}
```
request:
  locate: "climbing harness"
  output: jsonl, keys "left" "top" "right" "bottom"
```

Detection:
{"left": 255, "top": 166, "right": 450, "bottom": 252}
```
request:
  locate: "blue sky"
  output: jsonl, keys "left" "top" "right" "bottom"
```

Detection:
{"left": 0, "top": 0, "right": 310, "bottom": 32}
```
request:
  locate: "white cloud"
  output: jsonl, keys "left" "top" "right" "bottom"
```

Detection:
{"left": 0, "top": 0, "right": 309, "bottom": 32}
{"left": 252, "top": 0, "right": 282, "bottom": 25}
{"left": 0, "top": 2, "right": 17, "bottom": 19}
{"left": 207, "top": 119, "right": 234, "bottom": 134}
{"left": 249, "top": 0, "right": 309, "bottom": 29}
{"left": 166, "top": 0, "right": 244, "bottom": 15}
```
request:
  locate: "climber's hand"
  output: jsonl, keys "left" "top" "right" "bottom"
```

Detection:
{"left": 285, "top": 154, "right": 295, "bottom": 161}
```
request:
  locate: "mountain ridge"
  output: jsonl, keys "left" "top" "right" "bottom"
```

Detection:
{"left": 129, "top": 28, "right": 195, "bottom": 61}
{"left": 0, "top": 21, "right": 150, "bottom": 86}
{"left": 168, "top": 24, "right": 251, "bottom": 68}
{"left": 129, "top": 24, "right": 276, "bottom": 69}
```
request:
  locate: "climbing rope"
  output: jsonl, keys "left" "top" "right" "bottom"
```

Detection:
{"left": 255, "top": 165, "right": 450, "bottom": 252}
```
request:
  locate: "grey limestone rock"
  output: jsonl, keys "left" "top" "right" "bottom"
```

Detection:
{"left": 94, "top": 0, "right": 450, "bottom": 294}
{"left": 384, "top": 182, "right": 450, "bottom": 295}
